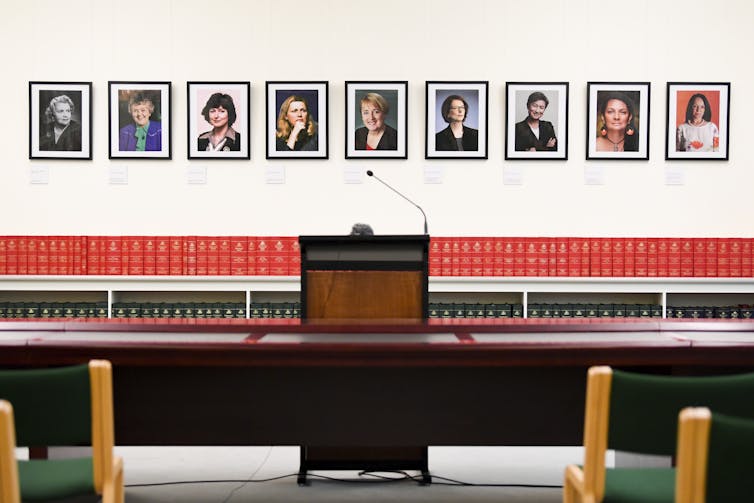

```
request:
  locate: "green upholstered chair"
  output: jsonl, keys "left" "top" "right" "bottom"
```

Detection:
{"left": 0, "top": 360, "right": 123, "bottom": 503}
{"left": 563, "top": 366, "right": 754, "bottom": 503}
{"left": 675, "top": 407, "right": 754, "bottom": 503}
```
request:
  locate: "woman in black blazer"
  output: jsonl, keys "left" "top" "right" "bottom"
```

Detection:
{"left": 514, "top": 91, "right": 557, "bottom": 151}
{"left": 435, "top": 95, "right": 478, "bottom": 151}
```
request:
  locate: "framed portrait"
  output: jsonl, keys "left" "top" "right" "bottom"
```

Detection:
{"left": 586, "top": 82, "right": 650, "bottom": 160}
{"left": 29, "top": 82, "right": 92, "bottom": 160}
{"left": 345, "top": 81, "right": 407, "bottom": 159}
{"left": 425, "top": 81, "right": 488, "bottom": 159}
{"left": 505, "top": 82, "right": 569, "bottom": 160}
{"left": 665, "top": 82, "right": 730, "bottom": 160}
{"left": 108, "top": 81, "right": 171, "bottom": 159}
{"left": 266, "top": 81, "right": 328, "bottom": 159}
{"left": 187, "top": 82, "right": 250, "bottom": 160}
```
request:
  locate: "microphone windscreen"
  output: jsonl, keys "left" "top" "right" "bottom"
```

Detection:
{"left": 366, "top": 170, "right": 374, "bottom": 176}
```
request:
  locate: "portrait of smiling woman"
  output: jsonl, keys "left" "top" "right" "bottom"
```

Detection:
{"left": 109, "top": 82, "right": 172, "bottom": 159}
{"left": 187, "top": 82, "right": 249, "bottom": 159}
{"left": 345, "top": 82, "right": 406, "bottom": 159}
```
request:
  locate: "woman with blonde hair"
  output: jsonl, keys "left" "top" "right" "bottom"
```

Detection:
{"left": 275, "top": 95, "right": 318, "bottom": 151}
{"left": 354, "top": 92, "right": 397, "bottom": 150}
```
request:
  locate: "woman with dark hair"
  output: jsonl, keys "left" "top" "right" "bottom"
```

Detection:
{"left": 595, "top": 92, "right": 638, "bottom": 152}
{"left": 197, "top": 93, "right": 240, "bottom": 152}
{"left": 354, "top": 92, "right": 397, "bottom": 150}
{"left": 514, "top": 91, "right": 557, "bottom": 151}
{"left": 676, "top": 93, "right": 719, "bottom": 152}
{"left": 275, "top": 95, "right": 318, "bottom": 151}
{"left": 435, "top": 94, "right": 478, "bottom": 151}
{"left": 39, "top": 94, "right": 81, "bottom": 151}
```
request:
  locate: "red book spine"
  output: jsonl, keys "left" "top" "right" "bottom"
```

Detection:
{"left": 169, "top": 237, "right": 184, "bottom": 275}
{"left": 36, "top": 237, "right": 49, "bottom": 275}
{"left": 567, "top": 238, "right": 582, "bottom": 277}
{"left": 624, "top": 238, "right": 635, "bottom": 277}
{"left": 547, "top": 239, "right": 557, "bottom": 277}
{"left": 646, "top": 238, "right": 658, "bottom": 277}
{"left": 17, "top": 238, "right": 28, "bottom": 275}
{"left": 256, "top": 237, "right": 270, "bottom": 275}
{"left": 555, "top": 238, "right": 568, "bottom": 276}
{"left": 104, "top": 237, "right": 122, "bottom": 275}
{"left": 634, "top": 238, "right": 647, "bottom": 277}
{"left": 429, "top": 238, "right": 442, "bottom": 276}
{"left": 143, "top": 237, "right": 157, "bottom": 275}
{"left": 207, "top": 238, "right": 220, "bottom": 275}
{"left": 513, "top": 238, "right": 526, "bottom": 276}
{"left": 482, "top": 238, "right": 494, "bottom": 277}
{"left": 657, "top": 238, "right": 669, "bottom": 277}
{"left": 231, "top": 236, "right": 248, "bottom": 275}
{"left": 716, "top": 238, "right": 730, "bottom": 277}
{"left": 459, "top": 238, "right": 472, "bottom": 276}
{"left": 450, "top": 238, "right": 461, "bottom": 276}
{"left": 535, "top": 238, "right": 548, "bottom": 276}
{"left": 185, "top": 236, "right": 197, "bottom": 276}
{"left": 119, "top": 237, "right": 128, "bottom": 276}
{"left": 705, "top": 238, "right": 718, "bottom": 277}
{"left": 668, "top": 239, "right": 681, "bottom": 277}
{"left": 0, "top": 237, "right": 7, "bottom": 274}
{"left": 270, "top": 237, "right": 288, "bottom": 276}
{"left": 26, "top": 237, "right": 39, "bottom": 275}
{"left": 246, "top": 237, "right": 257, "bottom": 276}
{"left": 493, "top": 238, "right": 506, "bottom": 277}
{"left": 217, "top": 237, "right": 231, "bottom": 275}
{"left": 73, "top": 237, "right": 85, "bottom": 275}
{"left": 500, "top": 238, "right": 515, "bottom": 277}
{"left": 48, "top": 236, "right": 59, "bottom": 275}
{"left": 692, "top": 238, "right": 706, "bottom": 277}
{"left": 195, "top": 237, "right": 209, "bottom": 276}
{"left": 580, "top": 239, "right": 591, "bottom": 277}
{"left": 128, "top": 237, "right": 144, "bottom": 275}
{"left": 729, "top": 238, "right": 742, "bottom": 277}
{"left": 440, "top": 238, "right": 452, "bottom": 276}
{"left": 67, "top": 236, "right": 75, "bottom": 275}
{"left": 680, "top": 238, "right": 694, "bottom": 277}
{"left": 524, "top": 239, "right": 538, "bottom": 277}
{"left": 156, "top": 237, "right": 170, "bottom": 275}
{"left": 741, "top": 239, "right": 752, "bottom": 277}
{"left": 600, "top": 238, "right": 612, "bottom": 277}
{"left": 86, "top": 237, "right": 100, "bottom": 275}
{"left": 289, "top": 237, "right": 301, "bottom": 276}
{"left": 470, "top": 238, "right": 484, "bottom": 277}
{"left": 6, "top": 237, "right": 19, "bottom": 275}
{"left": 589, "top": 238, "right": 601, "bottom": 277}
{"left": 611, "top": 238, "right": 625, "bottom": 277}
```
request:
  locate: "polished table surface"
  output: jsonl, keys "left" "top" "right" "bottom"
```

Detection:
{"left": 2, "top": 319, "right": 753, "bottom": 447}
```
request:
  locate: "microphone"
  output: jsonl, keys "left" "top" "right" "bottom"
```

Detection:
{"left": 366, "top": 170, "right": 428, "bottom": 235}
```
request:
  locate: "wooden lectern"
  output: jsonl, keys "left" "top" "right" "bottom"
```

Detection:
{"left": 297, "top": 234, "right": 431, "bottom": 484}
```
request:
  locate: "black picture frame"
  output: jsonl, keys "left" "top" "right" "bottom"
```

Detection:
{"left": 425, "top": 81, "right": 488, "bottom": 159}
{"left": 345, "top": 81, "right": 407, "bottom": 159}
{"left": 586, "top": 82, "right": 650, "bottom": 160}
{"left": 665, "top": 82, "right": 730, "bottom": 160}
{"left": 505, "top": 82, "right": 569, "bottom": 160}
{"left": 187, "top": 81, "right": 250, "bottom": 160}
{"left": 108, "top": 81, "right": 172, "bottom": 159}
{"left": 265, "top": 81, "right": 328, "bottom": 159}
{"left": 29, "top": 82, "right": 92, "bottom": 160}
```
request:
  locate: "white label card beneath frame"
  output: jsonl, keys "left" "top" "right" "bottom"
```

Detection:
{"left": 664, "top": 166, "right": 685, "bottom": 185}
{"left": 343, "top": 166, "right": 363, "bottom": 184}
{"left": 30, "top": 165, "right": 50, "bottom": 184}
{"left": 424, "top": 166, "right": 445, "bottom": 184}
{"left": 109, "top": 166, "right": 129, "bottom": 185}
{"left": 265, "top": 165, "right": 286, "bottom": 184}
{"left": 584, "top": 165, "right": 605, "bottom": 185}
{"left": 503, "top": 166, "right": 523, "bottom": 185}
{"left": 186, "top": 165, "right": 207, "bottom": 184}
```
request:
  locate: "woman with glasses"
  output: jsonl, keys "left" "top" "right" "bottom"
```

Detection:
{"left": 435, "top": 94, "right": 478, "bottom": 151}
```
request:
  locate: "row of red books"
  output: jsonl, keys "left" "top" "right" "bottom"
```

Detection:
{"left": 0, "top": 236, "right": 752, "bottom": 277}
{"left": 429, "top": 237, "right": 754, "bottom": 277}
{"left": 0, "top": 236, "right": 300, "bottom": 276}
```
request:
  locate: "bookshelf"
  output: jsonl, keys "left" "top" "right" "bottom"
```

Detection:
{"left": 0, "top": 275, "right": 753, "bottom": 319}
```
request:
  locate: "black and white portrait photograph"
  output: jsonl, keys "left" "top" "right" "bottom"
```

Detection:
{"left": 108, "top": 81, "right": 171, "bottom": 159}
{"left": 29, "top": 82, "right": 91, "bottom": 160}
{"left": 266, "top": 81, "right": 328, "bottom": 159}
{"left": 586, "top": 82, "right": 650, "bottom": 160}
{"left": 425, "top": 81, "right": 488, "bottom": 159}
{"left": 505, "top": 82, "right": 568, "bottom": 160}
{"left": 345, "top": 81, "right": 407, "bottom": 159}
{"left": 187, "top": 82, "right": 250, "bottom": 160}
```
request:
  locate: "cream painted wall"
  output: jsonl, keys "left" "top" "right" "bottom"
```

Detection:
{"left": 2, "top": 0, "right": 753, "bottom": 237}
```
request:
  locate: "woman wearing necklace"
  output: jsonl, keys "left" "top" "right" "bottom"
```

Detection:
{"left": 197, "top": 93, "right": 240, "bottom": 152}
{"left": 595, "top": 92, "right": 639, "bottom": 152}
{"left": 354, "top": 93, "right": 397, "bottom": 151}
{"left": 39, "top": 94, "right": 82, "bottom": 151}
{"left": 514, "top": 91, "right": 557, "bottom": 151}
{"left": 676, "top": 93, "right": 719, "bottom": 152}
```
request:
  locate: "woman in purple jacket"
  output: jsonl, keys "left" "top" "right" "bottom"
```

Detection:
{"left": 119, "top": 93, "right": 162, "bottom": 151}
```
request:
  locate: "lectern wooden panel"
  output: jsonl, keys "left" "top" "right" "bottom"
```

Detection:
{"left": 299, "top": 235, "right": 429, "bottom": 320}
